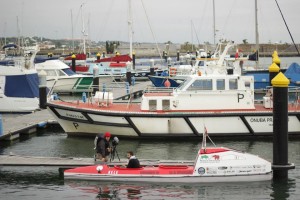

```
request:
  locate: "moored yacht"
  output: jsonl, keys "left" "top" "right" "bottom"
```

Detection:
{"left": 47, "top": 69, "right": 300, "bottom": 137}
{"left": 35, "top": 59, "right": 116, "bottom": 93}
{"left": 0, "top": 46, "right": 39, "bottom": 113}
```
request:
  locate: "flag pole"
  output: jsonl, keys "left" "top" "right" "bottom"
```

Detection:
{"left": 203, "top": 125, "right": 216, "bottom": 148}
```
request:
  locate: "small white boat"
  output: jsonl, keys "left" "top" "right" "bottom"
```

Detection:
{"left": 64, "top": 134, "right": 272, "bottom": 183}
{"left": 35, "top": 59, "right": 115, "bottom": 93}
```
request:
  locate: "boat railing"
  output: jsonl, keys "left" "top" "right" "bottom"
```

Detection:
{"left": 1, "top": 58, "right": 24, "bottom": 68}
{"left": 263, "top": 86, "right": 300, "bottom": 106}
{"left": 143, "top": 86, "right": 176, "bottom": 94}
{"left": 287, "top": 86, "right": 300, "bottom": 106}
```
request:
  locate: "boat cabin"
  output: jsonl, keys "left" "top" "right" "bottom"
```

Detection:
{"left": 141, "top": 74, "right": 255, "bottom": 112}
{"left": 35, "top": 60, "right": 76, "bottom": 80}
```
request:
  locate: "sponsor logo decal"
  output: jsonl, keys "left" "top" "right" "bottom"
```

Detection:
{"left": 198, "top": 167, "right": 205, "bottom": 175}
{"left": 249, "top": 117, "right": 272, "bottom": 123}
{"left": 66, "top": 112, "right": 85, "bottom": 120}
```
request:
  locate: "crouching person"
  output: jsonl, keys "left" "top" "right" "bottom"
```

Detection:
{"left": 95, "top": 132, "right": 111, "bottom": 162}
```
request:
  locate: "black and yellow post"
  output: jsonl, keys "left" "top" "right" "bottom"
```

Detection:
{"left": 272, "top": 51, "right": 281, "bottom": 68}
{"left": 132, "top": 52, "right": 136, "bottom": 70}
{"left": 116, "top": 52, "right": 120, "bottom": 63}
{"left": 71, "top": 54, "right": 76, "bottom": 72}
{"left": 38, "top": 70, "right": 47, "bottom": 109}
{"left": 271, "top": 72, "right": 295, "bottom": 180}
{"left": 268, "top": 63, "right": 280, "bottom": 87}
{"left": 96, "top": 52, "right": 101, "bottom": 60}
{"left": 163, "top": 51, "right": 167, "bottom": 62}
{"left": 126, "top": 62, "right": 132, "bottom": 85}
{"left": 164, "top": 52, "right": 168, "bottom": 62}
{"left": 93, "top": 65, "right": 99, "bottom": 95}
{"left": 150, "top": 59, "right": 154, "bottom": 75}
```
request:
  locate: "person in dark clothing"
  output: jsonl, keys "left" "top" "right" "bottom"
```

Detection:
{"left": 126, "top": 151, "right": 140, "bottom": 168}
{"left": 95, "top": 132, "right": 111, "bottom": 162}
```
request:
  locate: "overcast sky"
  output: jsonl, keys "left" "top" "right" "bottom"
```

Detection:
{"left": 0, "top": 0, "right": 299, "bottom": 44}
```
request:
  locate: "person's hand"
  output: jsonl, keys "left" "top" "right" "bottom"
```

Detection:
{"left": 101, "top": 157, "right": 106, "bottom": 162}
{"left": 107, "top": 147, "right": 111, "bottom": 153}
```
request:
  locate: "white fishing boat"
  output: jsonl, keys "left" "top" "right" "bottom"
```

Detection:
{"left": 64, "top": 133, "right": 272, "bottom": 182}
{"left": 46, "top": 61, "right": 300, "bottom": 137}
{"left": 149, "top": 41, "right": 244, "bottom": 87}
{"left": 35, "top": 59, "right": 116, "bottom": 93}
{"left": 0, "top": 45, "right": 39, "bottom": 113}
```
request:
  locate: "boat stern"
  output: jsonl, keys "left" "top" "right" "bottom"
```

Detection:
{"left": 192, "top": 147, "right": 272, "bottom": 181}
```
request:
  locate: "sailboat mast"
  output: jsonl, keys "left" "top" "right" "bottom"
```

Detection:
{"left": 87, "top": 13, "right": 91, "bottom": 55}
{"left": 128, "top": 0, "right": 133, "bottom": 60}
{"left": 17, "top": 16, "right": 21, "bottom": 54}
{"left": 4, "top": 22, "right": 7, "bottom": 45}
{"left": 255, "top": 0, "right": 259, "bottom": 68}
{"left": 81, "top": 4, "right": 86, "bottom": 55}
{"left": 71, "top": 10, "right": 75, "bottom": 52}
{"left": 4, "top": 22, "right": 7, "bottom": 55}
{"left": 213, "top": 0, "right": 216, "bottom": 45}
{"left": 191, "top": 20, "right": 193, "bottom": 52}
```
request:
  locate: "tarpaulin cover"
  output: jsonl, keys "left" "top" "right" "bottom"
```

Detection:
{"left": 4, "top": 73, "right": 39, "bottom": 98}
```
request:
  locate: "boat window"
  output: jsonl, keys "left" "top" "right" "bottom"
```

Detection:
{"left": 188, "top": 79, "right": 212, "bottom": 90}
{"left": 229, "top": 79, "right": 238, "bottom": 90}
{"left": 198, "top": 61, "right": 205, "bottom": 66}
{"left": 244, "top": 81, "right": 251, "bottom": 89}
{"left": 217, "top": 79, "right": 225, "bottom": 90}
{"left": 44, "top": 70, "right": 57, "bottom": 77}
{"left": 177, "top": 77, "right": 191, "bottom": 90}
{"left": 162, "top": 100, "right": 170, "bottom": 111}
{"left": 149, "top": 100, "right": 157, "bottom": 111}
{"left": 58, "top": 70, "right": 67, "bottom": 76}
{"left": 62, "top": 68, "right": 76, "bottom": 76}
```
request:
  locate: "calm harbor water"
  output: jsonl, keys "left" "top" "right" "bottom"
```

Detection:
{"left": 0, "top": 128, "right": 299, "bottom": 200}
{"left": 243, "top": 56, "right": 300, "bottom": 69}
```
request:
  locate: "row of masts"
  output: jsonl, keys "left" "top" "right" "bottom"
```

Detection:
{"left": 47, "top": 0, "right": 260, "bottom": 63}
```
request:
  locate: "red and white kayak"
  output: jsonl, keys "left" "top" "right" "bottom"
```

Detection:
{"left": 64, "top": 147, "right": 272, "bottom": 183}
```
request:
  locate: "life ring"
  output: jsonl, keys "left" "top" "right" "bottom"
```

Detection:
{"left": 169, "top": 67, "right": 177, "bottom": 76}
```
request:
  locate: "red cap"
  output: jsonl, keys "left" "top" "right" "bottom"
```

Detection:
{"left": 104, "top": 132, "right": 111, "bottom": 137}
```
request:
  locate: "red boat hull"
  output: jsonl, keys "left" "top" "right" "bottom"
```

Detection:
{"left": 66, "top": 164, "right": 194, "bottom": 175}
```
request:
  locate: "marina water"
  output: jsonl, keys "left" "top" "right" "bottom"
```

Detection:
{"left": 0, "top": 128, "right": 299, "bottom": 200}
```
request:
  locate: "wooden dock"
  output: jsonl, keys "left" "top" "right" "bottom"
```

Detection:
{"left": 0, "top": 109, "right": 57, "bottom": 141}
{"left": 0, "top": 154, "right": 193, "bottom": 173}
{"left": 0, "top": 81, "right": 152, "bottom": 141}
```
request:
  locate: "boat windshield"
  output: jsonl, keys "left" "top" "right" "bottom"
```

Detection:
{"left": 62, "top": 68, "right": 76, "bottom": 76}
{"left": 177, "top": 77, "right": 192, "bottom": 90}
